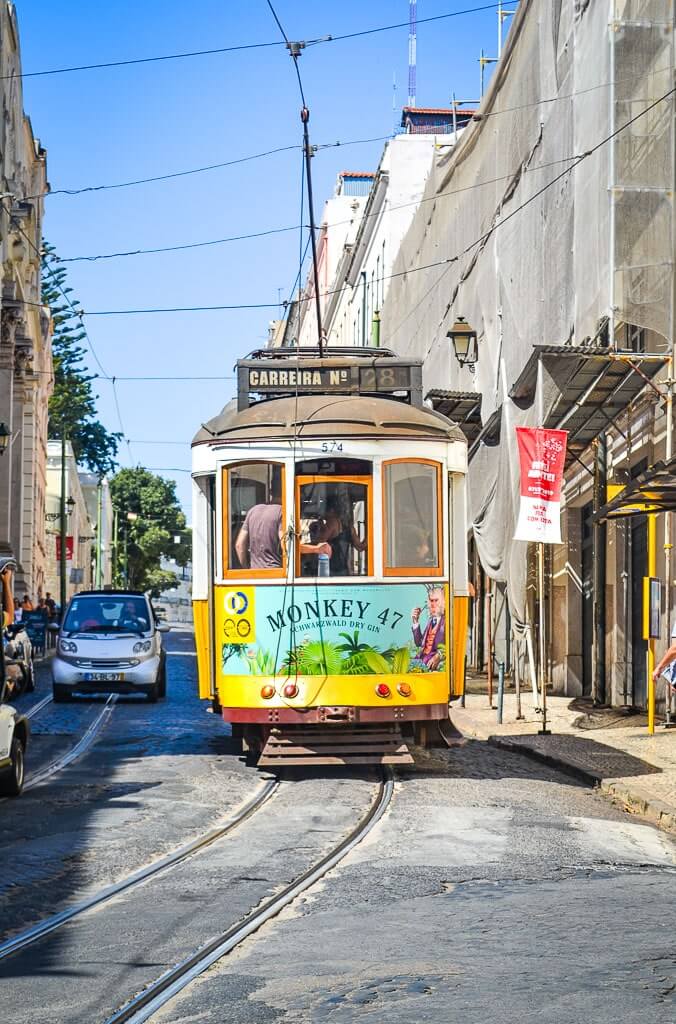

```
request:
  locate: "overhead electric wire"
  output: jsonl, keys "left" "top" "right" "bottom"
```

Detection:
{"left": 69, "top": 83, "right": 675, "bottom": 320}
{"left": 7, "top": 4, "right": 507, "bottom": 82}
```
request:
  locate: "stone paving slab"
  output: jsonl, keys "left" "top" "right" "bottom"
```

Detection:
{"left": 451, "top": 693, "right": 676, "bottom": 836}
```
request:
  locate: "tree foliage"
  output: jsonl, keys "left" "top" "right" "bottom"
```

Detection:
{"left": 42, "top": 244, "right": 120, "bottom": 475}
{"left": 110, "top": 467, "right": 190, "bottom": 596}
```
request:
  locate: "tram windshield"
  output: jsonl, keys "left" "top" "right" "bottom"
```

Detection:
{"left": 226, "top": 462, "right": 285, "bottom": 572}
{"left": 297, "top": 476, "right": 370, "bottom": 577}
{"left": 383, "top": 460, "right": 441, "bottom": 573}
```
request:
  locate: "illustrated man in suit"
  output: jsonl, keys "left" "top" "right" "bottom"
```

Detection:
{"left": 411, "top": 587, "right": 445, "bottom": 670}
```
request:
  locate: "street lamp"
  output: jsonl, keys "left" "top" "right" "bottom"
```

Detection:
{"left": 0, "top": 422, "right": 10, "bottom": 455}
{"left": 447, "top": 317, "right": 478, "bottom": 371}
{"left": 66, "top": 496, "right": 76, "bottom": 516}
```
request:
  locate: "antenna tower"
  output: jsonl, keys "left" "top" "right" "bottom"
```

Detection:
{"left": 408, "top": 0, "right": 417, "bottom": 107}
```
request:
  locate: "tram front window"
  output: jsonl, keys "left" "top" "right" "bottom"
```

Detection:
{"left": 297, "top": 478, "right": 369, "bottom": 577}
{"left": 226, "top": 462, "right": 285, "bottom": 572}
{"left": 384, "top": 460, "right": 441, "bottom": 573}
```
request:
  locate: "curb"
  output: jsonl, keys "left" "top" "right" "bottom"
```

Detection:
{"left": 486, "top": 735, "right": 600, "bottom": 789}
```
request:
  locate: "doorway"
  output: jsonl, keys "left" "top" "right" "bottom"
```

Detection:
{"left": 630, "top": 515, "right": 648, "bottom": 708}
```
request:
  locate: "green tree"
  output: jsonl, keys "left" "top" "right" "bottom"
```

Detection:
{"left": 42, "top": 244, "right": 120, "bottom": 474}
{"left": 110, "top": 467, "right": 190, "bottom": 596}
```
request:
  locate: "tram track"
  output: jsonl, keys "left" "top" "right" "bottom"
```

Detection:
{"left": 0, "top": 776, "right": 279, "bottom": 962}
{"left": 24, "top": 693, "right": 53, "bottom": 719}
{"left": 23, "top": 693, "right": 118, "bottom": 792}
{"left": 104, "top": 769, "right": 394, "bottom": 1024}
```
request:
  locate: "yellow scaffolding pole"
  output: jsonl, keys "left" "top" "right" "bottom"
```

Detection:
{"left": 647, "top": 514, "right": 657, "bottom": 735}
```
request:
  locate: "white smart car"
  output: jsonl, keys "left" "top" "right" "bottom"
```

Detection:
{"left": 52, "top": 590, "right": 169, "bottom": 703}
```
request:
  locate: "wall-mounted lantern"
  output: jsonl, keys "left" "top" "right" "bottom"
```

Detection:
{"left": 447, "top": 317, "right": 478, "bottom": 371}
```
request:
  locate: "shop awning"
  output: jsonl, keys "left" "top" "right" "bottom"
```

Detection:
{"left": 509, "top": 345, "right": 669, "bottom": 464}
{"left": 426, "top": 389, "right": 482, "bottom": 443}
{"left": 593, "top": 458, "right": 676, "bottom": 522}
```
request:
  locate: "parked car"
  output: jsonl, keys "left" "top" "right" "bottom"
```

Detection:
{"left": 52, "top": 590, "right": 170, "bottom": 703}
{"left": 0, "top": 659, "right": 29, "bottom": 797}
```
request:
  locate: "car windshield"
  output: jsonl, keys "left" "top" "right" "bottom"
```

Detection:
{"left": 63, "top": 596, "right": 151, "bottom": 636}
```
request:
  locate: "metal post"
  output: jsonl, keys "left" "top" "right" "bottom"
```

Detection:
{"left": 300, "top": 106, "right": 324, "bottom": 357}
{"left": 665, "top": 368, "right": 674, "bottom": 727}
{"left": 95, "top": 477, "right": 103, "bottom": 589}
{"left": 486, "top": 579, "right": 494, "bottom": 707}
{"left": 59, "top": 431, "right": 67, "bottom": 618}
{"left": 648, "top": 514, "right": 657, "bottom": 734}
{"left": 460, "top": 655, "right": 466, "bottom": 708}
{"left": 514, "top": 633, "right": 524, "bottom": 719}
{"left": 538, "top": 541, "right": 550, "bottom": 734}
{"left": 497, "top": 660, "right": 505, "bottom": 724}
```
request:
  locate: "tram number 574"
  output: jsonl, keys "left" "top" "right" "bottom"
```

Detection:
{"left": 320, "top": 441, "right": 343, "bottom": 453}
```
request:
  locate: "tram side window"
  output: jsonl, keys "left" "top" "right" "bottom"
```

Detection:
{"left": 225, "top": 463, "right": 285, "bottom": 573}
{"left": 298, "top": 478, "right": 369, "bottom": 577}
{"left": 383, "top": 461, "right": 441, "bottom": 573}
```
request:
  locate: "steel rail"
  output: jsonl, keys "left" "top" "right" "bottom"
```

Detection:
{"left": 0, "top": 777, "right": 279, "bottom": 962}
{"left": 105, "top": 770, "right": 394, "bottom": 1024}
{"left": 25, "top": 694, "right": 53, "bottom": 719}
{"left": 24, "top": 693, "right": 118, "bottom": 791}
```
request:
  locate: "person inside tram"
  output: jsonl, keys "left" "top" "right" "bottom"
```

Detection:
{"left": 321, "top": 499, "right": 367, "bottom": 576}
{"left": 234, "top": 485, "right": 285, "bottom": 570}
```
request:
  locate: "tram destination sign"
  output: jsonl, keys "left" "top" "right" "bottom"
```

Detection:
{"left": 238, "top": 357, "right": 422, "bottom": 409}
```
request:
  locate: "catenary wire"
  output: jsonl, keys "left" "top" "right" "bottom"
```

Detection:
{"left": 71, "top": 85, "right": 675, "bottom": 318}
{"left": 6, "top": 4, "right": 508, "bottom": 81}
{"left": 24, "top": 134, "right": 391, "bottom": 202}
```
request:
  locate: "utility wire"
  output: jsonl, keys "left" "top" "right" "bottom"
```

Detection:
{"left": 7, "top": 4, "right": 507, "bottom": 81}
{"left": 70, "top": 83, "right": 676, "bottom": 318}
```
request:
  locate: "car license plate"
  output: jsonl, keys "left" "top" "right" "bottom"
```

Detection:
{"left": 83, "top": 672, "right": 124, "bottom": 682}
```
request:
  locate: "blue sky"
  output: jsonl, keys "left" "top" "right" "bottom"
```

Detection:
{"left": 18, "top": 1, "right": 504, "bottom": 517}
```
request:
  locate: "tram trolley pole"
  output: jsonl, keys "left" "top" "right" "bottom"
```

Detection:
{"left": 497, "top": 661, "right": 505, "bottom": 725}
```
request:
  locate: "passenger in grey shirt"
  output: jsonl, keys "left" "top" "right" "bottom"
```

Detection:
{"left": 235, "top": 503, "right": 284, "bottom": 569}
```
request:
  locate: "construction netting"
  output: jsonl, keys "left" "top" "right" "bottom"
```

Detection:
{"left": 382, "top": 0, "right": 675, "bottom": 631}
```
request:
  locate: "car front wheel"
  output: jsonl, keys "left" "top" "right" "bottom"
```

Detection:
{"left": 0, "top": 736, "right": 25, "bottom": 797}
{"left": 23, "top": 658, "right": 35, "bottom": 693}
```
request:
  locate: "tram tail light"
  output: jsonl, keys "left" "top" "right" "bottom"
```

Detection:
{"left": 397, "top": 682, "right": 412, "bottom": 697}
{"left": 375, "top": 683, "right": 391, "bottom": 698}
{"left": 283, "top": 682, "right": 299, "bottom": 698}
{"left": 261, "top": 684, "right": 276, "bottom": 699}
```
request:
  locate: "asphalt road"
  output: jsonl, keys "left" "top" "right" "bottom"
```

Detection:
{"left": 1, "top": 631, "right": 675, "bottom": 1023}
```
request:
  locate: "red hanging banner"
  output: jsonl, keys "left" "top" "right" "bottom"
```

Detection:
{"left": 514, "top": 427, "right": 568, "bottom": 544}
{"left": 56, "top": 536, "right": 74, "bottom": 562}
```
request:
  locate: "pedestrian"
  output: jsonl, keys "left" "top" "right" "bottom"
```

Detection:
{"left": 45, "top": 592, "right": 56, "bottom": 620}
{"left": 13, "top": 597, "right": 21, "bottom": 623}
{"left": 21, "top": 593, "right": 33, "bottom": 613}
{"left": 652, "top": 623, "right": 676, "bottom": 706}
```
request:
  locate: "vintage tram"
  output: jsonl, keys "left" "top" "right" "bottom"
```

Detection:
{"left": 191, "top": 348, "right": 469, "bottom": 766}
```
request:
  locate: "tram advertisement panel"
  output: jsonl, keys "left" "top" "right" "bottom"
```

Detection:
{"left": 217, "top": 583, "right": 448, "bottom": 678}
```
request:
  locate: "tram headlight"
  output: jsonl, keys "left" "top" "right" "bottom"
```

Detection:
{"left": 397, "top": 682, "right": 412, "bottom": 697}
{"left": 261, "top": 684, "right": 276, "bottom": 699}
{"left": 375, "top": 683, "right": 391, "bottom": 698}
{"left": 283, "top": 682, "right": 298, "bottom": 698}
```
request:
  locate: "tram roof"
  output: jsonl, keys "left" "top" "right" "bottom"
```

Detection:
{"left": 192, "top": 394, "right": 465, "bottom": 446}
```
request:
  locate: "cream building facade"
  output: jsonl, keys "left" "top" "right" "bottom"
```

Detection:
{"left": 0, "top": 3, "right": 52, "bottom": 598}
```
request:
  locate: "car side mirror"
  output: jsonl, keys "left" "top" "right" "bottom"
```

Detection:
{"left": 157, "top": 622, "right": 170, "bottom": 633}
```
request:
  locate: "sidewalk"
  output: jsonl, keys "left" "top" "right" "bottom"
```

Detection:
{"left": 450, "top": 691, "right": 676, "bottom": 836}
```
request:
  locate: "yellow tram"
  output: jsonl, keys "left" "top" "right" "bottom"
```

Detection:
{"left": 191, "top": 348, "right": 469, "bottom": 766}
